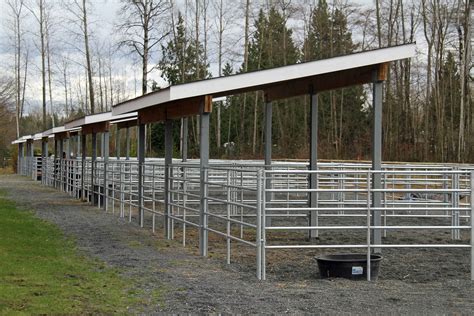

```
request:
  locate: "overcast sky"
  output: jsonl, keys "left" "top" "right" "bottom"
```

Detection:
{"left": 0, "top": 0, "right": 431, "bottom": 117}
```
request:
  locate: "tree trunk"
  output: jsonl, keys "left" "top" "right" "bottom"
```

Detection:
{"left": 40, "top": 0, "right": 47, "bottom": 129}
{"left": 83, "top": 0, "right": 95, "bottom": 113}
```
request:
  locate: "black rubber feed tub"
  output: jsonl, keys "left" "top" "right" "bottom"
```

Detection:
{"left": 315, "top": 253, "right": 383, "bottom": 280}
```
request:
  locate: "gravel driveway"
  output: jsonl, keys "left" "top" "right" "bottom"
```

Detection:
{"left": 1, "top": 174, "right": 472, "bottom": 314}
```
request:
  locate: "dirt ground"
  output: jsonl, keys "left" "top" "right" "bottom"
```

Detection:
{"left": 1, "top": 174, "right": 473, "bottom": 314}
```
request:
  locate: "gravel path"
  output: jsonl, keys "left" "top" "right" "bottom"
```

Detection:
{"left": 1, "top": 174, "right": 473, "bottom": 314}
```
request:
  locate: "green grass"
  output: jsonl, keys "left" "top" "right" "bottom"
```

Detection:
{"left": 0, "top": 194, "right": 143, "bottom": 314}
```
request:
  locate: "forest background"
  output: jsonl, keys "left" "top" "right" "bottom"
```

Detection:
{"left": 0, "top": 0, "right": 472, "bottom": 165}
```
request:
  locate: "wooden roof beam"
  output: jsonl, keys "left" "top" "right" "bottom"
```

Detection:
{"left": 138, "top": 95, "right": 212, "bottom": 124}
{"left": 264, "top": 64, "right": 388, "bottom": 102}
{"left": 81, "top": 122, "right": 110, "bottom": 134}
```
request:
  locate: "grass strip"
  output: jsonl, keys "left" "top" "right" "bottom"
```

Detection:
{"left": 0, "top": 194, "right": 140, "bottom": 314}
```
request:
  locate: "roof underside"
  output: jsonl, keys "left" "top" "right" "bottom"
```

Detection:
{"left": 112, "top": 44, "right": 416, "bottom": 118}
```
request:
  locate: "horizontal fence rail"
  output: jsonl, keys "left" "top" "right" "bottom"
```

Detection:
{"left": 17, "top": 156, "right": 474, "bottom": 281}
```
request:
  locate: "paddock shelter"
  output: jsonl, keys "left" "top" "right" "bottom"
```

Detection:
{"left": 13, "top": 44, "right": 474, "bottom": 281}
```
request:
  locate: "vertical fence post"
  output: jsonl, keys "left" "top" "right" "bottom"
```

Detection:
{"left": 367, "top": 171, "right": 372, "bottom": 281}
{"left": 164, "top": 119, "right": 173, "bottom": 239}
{"left": 470, "top": 171, "right": 473, "bottom": 281}
{"left": 226, "top": 169, "right": 231, "bottom": 265}
{"left": 256, "top": 169, "right": 262, "bottom": 280}
{"left": 81, "top": 134, "right": 86, "bottom": 201}
{"left": 138, "top": 123, "right": 146, "bottom": 227}
{"left": 262, "top": 169, "right": 267, "bottom": 281}
{"left": 453, "top": 170, "right": 461, "bottom": 240}
{"left": 103, "top": 131, "right": 110, "bottom": 211}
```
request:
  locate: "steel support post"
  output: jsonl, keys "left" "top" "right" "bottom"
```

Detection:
{"left": 116, "top": 127, "right": 121, "bottom": 160}
{"left": 101, "top": 133, "right": 105, "bottom": 159}
{"left": 81, "top": 134, "right": 86, "bottom": 201}
{"left": 164, "top": 120, "right": 173, "bottom": 238}
{"left": 181, "top": 117, "right": 188, "bottom": 162}
{"left": 22, "top": 142, "right": 26, "bottom": 175}
{"left": 29, "top": 140, "right": 34, "bottom": 179}
{"left": 103, "top": 131, "right": 110, "bottom": 211}
{"left": 65, "top": 137, "right": 70, "bottom": 191}
{"left": 137, "top": 123, "right": 146, "bottom": 227}
{"left": 372, "top": 73, "right": 383, "bottom": 253}
{"left": 59, "top": 139, "right": 64, "bottom": 190}
{"left": 25, "top": 142, "right": 28, "bottom": 175}
{"left": 41, "top": 139, "right": 47, "bottom": 184}
{"left": 23, "top": 142, "right": 27, "bottom": 176}
{"left": 77, "top": 134, "right": 81, "bottom": 157}
{"left": 71, "top": 136, "right": 76, "bottom": 157}
{"left": 309, "top": 91, "right": 319, "bottom": 239}
{"left": 24, "top": 141, "right": 29, "bottom": 177}
{"left": 66, "top": 137, "right": 70, "bottom": 158}
{"left": 199, "top": 106, "right": 210, "bottom": 257}
{"left": 91, "top": 133, "right": 97, "bottom": 203}
{"left": 17, "top": 143, "right": 22, "bottom": 175}
{"left": 136, "top": 126, "right": 140, "bottom": 159}
{"left": 125, "top": 127, "right": 130, "bottom": 160}
{"left": 54, "top": 139, "right": 58, "bottom": 187}
{"left": 264, "top": 99, "right": 272, "bottom": 227}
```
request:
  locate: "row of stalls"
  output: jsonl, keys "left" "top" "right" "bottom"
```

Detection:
{"left": 11, "top": 44, "right": 474, "bottom": 281}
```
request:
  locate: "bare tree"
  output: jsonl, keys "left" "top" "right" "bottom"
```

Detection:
{"left": 6, "top": 0, "right": 28, "bottom": 138}
{"left": 457, "top": 0, "right": 471, "bottom": 160}
{"left": 27, "top": 0, "right": 49, "bottom": 129}
{"left": 57, "top": 56, "right": 71, "bottom": 117}
{"left": 240, "top": 0, "right": 251, "bottom": 147}
{"left": 62, "top": 0, "right": 96, "bottom": 114}
{"left": 212, "top": 0, "right": 236, "bottom": 150}
{"left": 117, "top": 0, "right": 170, "bottom": 95}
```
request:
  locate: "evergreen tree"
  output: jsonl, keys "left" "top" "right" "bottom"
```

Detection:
{"left": 234, "top": 6, "right": 301, "bottom": 156}
{"left": 439, "top": 51, "right": 461, "bottom": 161}
{"left": 304, "top": 0, "right": 331, "bottom": 61}
{"left": 159, "top": 12, "right": 209, "bottom": 85}
{"left": 153, "top": 12, "right": 210, "bottom": 156}
{"left": 304, "top": 2, "right": 368, "bottom": 159}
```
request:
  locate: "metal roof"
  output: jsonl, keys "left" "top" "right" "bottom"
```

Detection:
{"left": 109, "top": 116, "right": 138, "bottom": 125}
{"left": 11, "top": 135, "right": 32, "bottom": 144}
{"left": 112, "top": 44, "right": 416, "bottom": 116}
{"left": 42, "top": 126, "right": 81, "bottom": 137}
{"left": 65, "top": 111, "right": 137, "bottom": 129}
